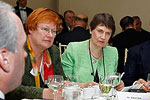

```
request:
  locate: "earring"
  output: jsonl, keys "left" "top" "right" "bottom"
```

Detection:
{"left": 4, "top": 59, "right": 8, "bottom": 64}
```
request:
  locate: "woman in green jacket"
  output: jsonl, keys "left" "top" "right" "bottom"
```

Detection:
{"left": 62, "top": 13, "right": 124, "bottom": 91}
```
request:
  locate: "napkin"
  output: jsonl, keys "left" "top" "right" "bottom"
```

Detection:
{"left": 121, "top": 84, "right": 143, "bottom": 92}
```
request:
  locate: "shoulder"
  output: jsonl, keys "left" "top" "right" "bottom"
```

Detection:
{"left": 62, "top": 40, "right": 88, "bottom": 56}
{"left": 103, "top": 46, "right": 118, "bottom": 61}
{"left": 26, "top": 7, "right": 33, "bottom": 11}
{"left": 14, "top": 6, "right": 18, "bottom": 9}
{"left": 48, "top": 44, "right": 59, "bottom": 52}
{"left": 112, "top": 32, "right": 123, "bottom": 41}
{"left": 48, "top": 44, "right": 60, "bottom": 57}
{"left": 104, "top": 45, "right": 117, "bottom": 52}
{"left": 67, "top": 40, "right": 88, "bottom": 48}
{"left": 129, "top": 40, "right": 150, "bottom": 52}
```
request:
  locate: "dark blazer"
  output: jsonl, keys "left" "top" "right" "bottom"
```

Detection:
{"left": 55, "top": 26, "right": 91, "bottom": 45}
{"left": 123, "top": 41, "right": 150, "bottom": 86}
{"left": 6, "top": 43, "right": 65, "bottom": 100}
{"left": 112, "top": 28, "right": 150, "bottom": 73}
{"left": 14, "top": 6, "right": 33, "bottom": 22}
{"left": 62, "top": 22, "right": 70, "bottom": 33}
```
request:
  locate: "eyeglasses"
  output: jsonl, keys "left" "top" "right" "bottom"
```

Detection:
{"left": 38, "top": 27, "right": 58, "bottom": 35}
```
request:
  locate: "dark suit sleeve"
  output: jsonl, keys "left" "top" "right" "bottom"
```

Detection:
{"left": 123, "top": 47, "right": 140, "bottom": 86}
{"left": 6, "top": 85, "right": 43, "bottom": 100}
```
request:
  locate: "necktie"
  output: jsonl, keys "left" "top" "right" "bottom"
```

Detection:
{"left": 20, "top": 8, "right": 26, "bottom": 11}
{"left": 94, "top": 69, "right": 99, "bottom": 83}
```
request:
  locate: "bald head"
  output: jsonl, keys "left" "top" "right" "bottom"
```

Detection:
{"left": 77, "top": 13, "right": 87, "bottom": 19}
{"left": 74, "top": 13, "right": 88, "bottom": 28}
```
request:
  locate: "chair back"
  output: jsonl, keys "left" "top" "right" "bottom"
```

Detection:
{"left": 59, "top": 43, "right": 67, "bottom": 56}
{"left": 124, "top": 48, "right": 128, "bottom": 65}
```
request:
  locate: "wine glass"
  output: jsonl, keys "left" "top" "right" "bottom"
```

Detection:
{"left": 107, "top": 72, "right": 121, "bottom": 99}
{"left": 147, "top": 73, "right": 150, "bottom": 88}
{"left": 47, "top": 75, "right": 64, "bottom": 100}
{"left": 99, "top": 75, "right": 112, "bottom": 98}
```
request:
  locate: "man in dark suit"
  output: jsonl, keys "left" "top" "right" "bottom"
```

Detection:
{"left": 56, "top": 13, "right": 91, "bottom": 45}
{"left": 0, "top": 1, "right": 27, "bottom": 99}
{"left": 132, "top": 16, "right": 149, "bottom": 33}
{"left": 62, "top": 10, "right": 75, "bottom": 33}
{"left": 14, "top": 0, "right": 33, "bottom": 28}
{"left": 123, "top": 41, "right": 150, "bottom": 91}
{"left": 112, "top": 16, "right": 150, "bottom": 73}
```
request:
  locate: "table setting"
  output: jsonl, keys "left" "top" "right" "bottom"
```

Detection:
{"left": 23, "top": 72, "right": 150, "bottom": 100}
{"left": 62, "top": 72, "right": 122, "bottom": 100}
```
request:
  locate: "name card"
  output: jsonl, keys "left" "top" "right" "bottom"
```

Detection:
{"left": 117, "top": 92, "right": 150, "bottom": 100}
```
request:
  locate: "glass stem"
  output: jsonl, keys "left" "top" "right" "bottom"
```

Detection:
{"left": 54, "top": 90, "right": 57, "bottom": 100}
{"left": 111, "top": 87, "right": 115, "bottom": 100}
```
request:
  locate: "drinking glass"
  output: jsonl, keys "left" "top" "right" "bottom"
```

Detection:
{"left": 99, "top": 75, "right": 112, "bottom": 98}
{"left": 47, "top": 75, "right": 64, "bottom": 100}
{"left": 63, "top": 82, "right": 80, "bottom": 100}
{"left": 107, "top": 72, "right": 121, "bottom": 99}
{"left": 147, "top": 73, "right": 150, "bottom": 88}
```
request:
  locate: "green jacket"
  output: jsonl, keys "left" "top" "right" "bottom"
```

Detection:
{"left": 6, "top": 43, "right": 65, "bottom": 100}
{"left": 61, "top": 40, "right": 118, "bottom": 83}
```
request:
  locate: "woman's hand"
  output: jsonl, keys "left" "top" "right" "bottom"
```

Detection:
{"left": 43, "top": 88, "right": 63, "bottom": 100}
{"left": 136, "top": 78, "right": 149, "bottom": 91}
{"left": 80, "top": 81, "right": 98, "bottom": 88}
{"left": 115, "top": 80, "right": 124, "bottom": 91}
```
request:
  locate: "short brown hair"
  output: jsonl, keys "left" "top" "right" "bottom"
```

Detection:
{"left": 90, "top": 13, "right": 116, "bottom": 36}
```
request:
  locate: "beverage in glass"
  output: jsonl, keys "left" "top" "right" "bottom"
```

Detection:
{"left": 63, "top": 82, "right": 80, "bottom": 100}
{"left": 47, "top": 75, "right": 64, "bottom": 100}
{"left": 99, "top": 75, "right": 112, "bottom": 97}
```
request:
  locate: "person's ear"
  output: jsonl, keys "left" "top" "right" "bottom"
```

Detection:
{"left": 89, "top": 27, "right": 92, "bottom": 34}
{"left": 29, "top": 29, "right": 34, "bottom": 35}
{"left": 0, "top": 48, "right": 10, "bottom": 73}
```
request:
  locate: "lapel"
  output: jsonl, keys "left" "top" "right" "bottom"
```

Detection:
{"left": 26, "top": 7, "right": 30, "bottom": 16}
{"left": 15, "top": 6, "right": 21, "bottom": 18}
{"left": 48, "top": 45, "right": 57, "bottom": 75}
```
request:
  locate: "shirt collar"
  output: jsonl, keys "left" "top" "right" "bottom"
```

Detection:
{"left": 19, "top": 7, "right": 26, "bottom": 10}
{"left": 0, "top": 90, "right": 5, "bottom": 99}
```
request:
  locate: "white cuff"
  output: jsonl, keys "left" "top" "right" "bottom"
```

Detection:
{"left": 132, "top": 81, "right": 137, "bottom": 86}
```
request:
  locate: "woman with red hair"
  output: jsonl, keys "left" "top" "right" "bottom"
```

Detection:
{"left": 6, "top": 8, "right": 65, "bottom": 100}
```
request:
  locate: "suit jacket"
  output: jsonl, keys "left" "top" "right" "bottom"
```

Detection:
{"left": 55, "top": 26, "right": 91, "bottom": 45}
{"left": 123, "top": 41, "right": 150, "bottom": 86}
{"left": 112, "top": 28, "right": 150, "bottom": 73}
{"left": 14, "top": 6, "right": 33, "bottom": 23}
{"left": 62, "top": 22, "right": 70, "bottom": 33}
{"left": 5, "top": 43, "right": 65, "bottom": 100}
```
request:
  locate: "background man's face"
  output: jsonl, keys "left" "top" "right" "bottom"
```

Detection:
{"left": 19, "top": 0, "right": 27, "bottom": 8}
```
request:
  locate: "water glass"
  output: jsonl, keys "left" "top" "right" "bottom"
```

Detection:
{"left": 107, "top": 72, "right": 121, "bottom": 87}
{"left": 47, "top": 75, "right": 64, "bottom": 100}
{"left": 99, "top": 75, "right": 112, "bottom": 97}
{"left": 107, "top": 72, "right": 121, "bottom": 100}
{"left": 63, "top": 82, "right": 80, "bottom": 100}
{"left": 147, "top": 73, "right": 150, "bottom": 88}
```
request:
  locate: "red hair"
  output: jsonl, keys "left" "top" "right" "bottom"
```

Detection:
{"left": 25, "top": 8, "right": 58, "bottom": 35}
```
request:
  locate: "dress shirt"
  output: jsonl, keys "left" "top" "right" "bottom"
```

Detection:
{"left": 19, "top": 7, "right": 27, "bottom": 24}
{"left": 0, "top": 90, "right": 4, "bottom": 100}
